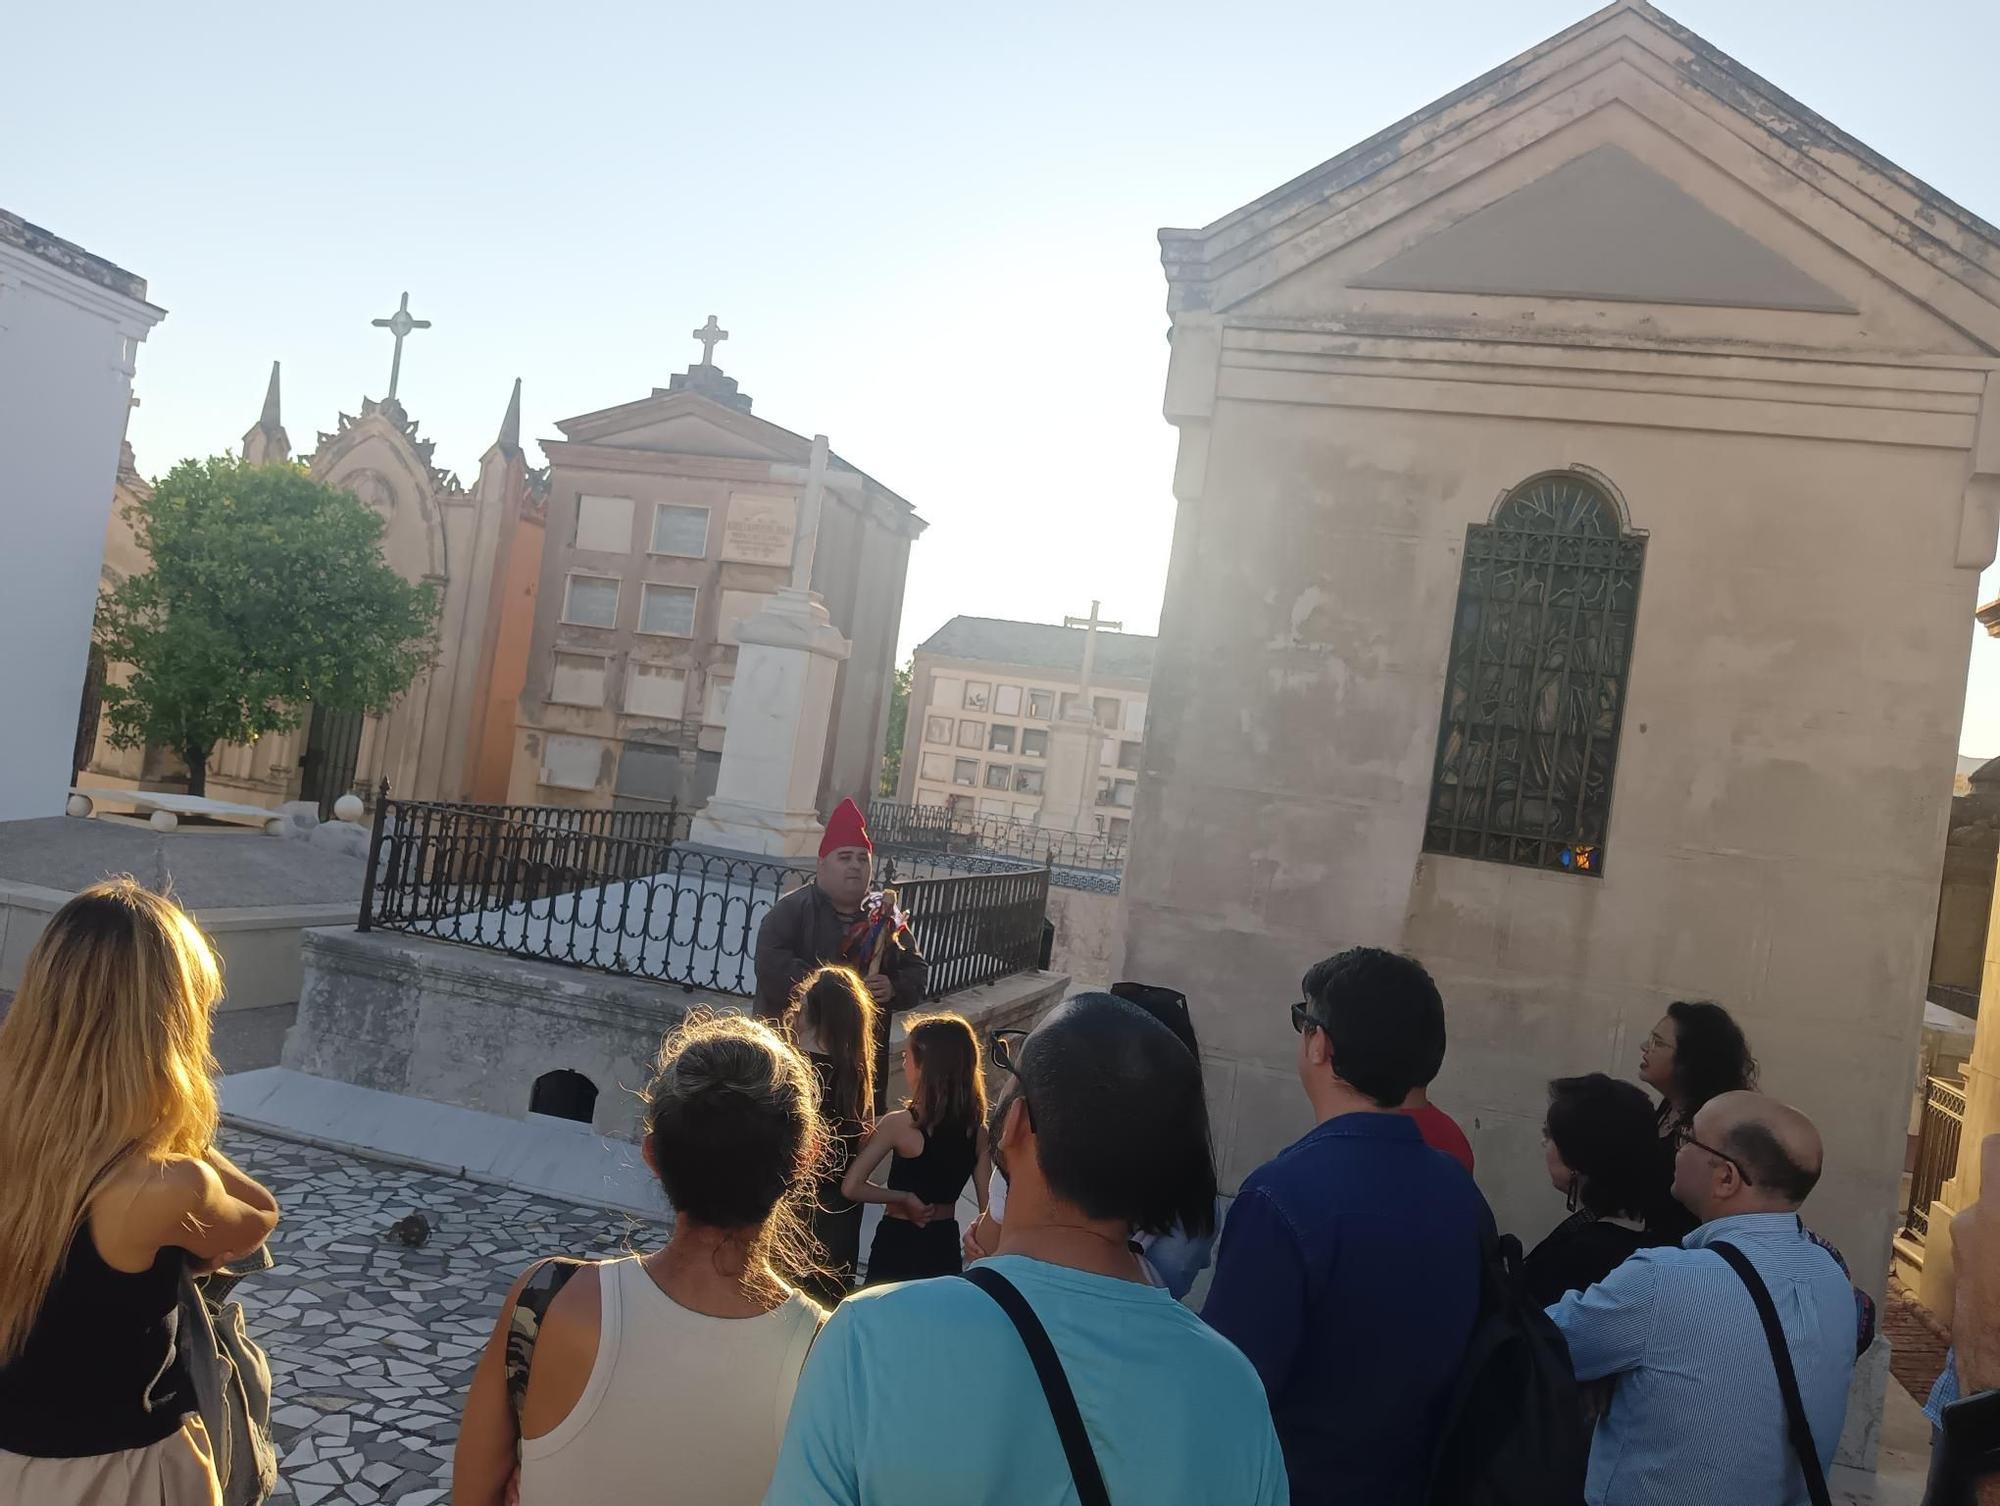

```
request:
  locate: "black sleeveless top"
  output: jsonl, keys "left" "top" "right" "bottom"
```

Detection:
{"left": 886, "top": 1118, "right": 977, "bottom": 1209}
{"left": 0, "top": 1225, "right": 194, "bottom": 1457}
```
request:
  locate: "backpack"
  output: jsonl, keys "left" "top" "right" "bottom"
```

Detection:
{"left": 177, "top": 1264, "right": 279, "bottom": 1506}
{"left": 1426, "top": 1233, "right": 1589, "bottom": 1506}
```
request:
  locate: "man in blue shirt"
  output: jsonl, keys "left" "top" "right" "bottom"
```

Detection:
{"left": 1203, "top": 948, "right": 1491, "bottom": 1506}
{"left": 1548, "top": 1091, "right": 1856, "bottom": 1506}
{"left": 766, "top": 992, "right": 1289, "bottom": 1505}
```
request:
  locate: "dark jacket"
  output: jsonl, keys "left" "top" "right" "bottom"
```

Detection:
{"left": 752, "top": 880, "right": 927, "bottom": 1020}
{"left": 1203, "top": 1112, "right": 1492, "bottom": 1506}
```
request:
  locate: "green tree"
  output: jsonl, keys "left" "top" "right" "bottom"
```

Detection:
{"left": 96, "top": 456, "right": 440, "bottom": 797}
{"left": 878, "top": 657, "right": 913, "bottom": 796}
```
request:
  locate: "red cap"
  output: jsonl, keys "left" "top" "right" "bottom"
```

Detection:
{"left": 820, "top": 798, "right": 873, "bottom": 859}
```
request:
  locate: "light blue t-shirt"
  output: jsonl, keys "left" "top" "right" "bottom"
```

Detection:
{"left": 765, "top": 1254, "right": 1289, "bottom": 1505}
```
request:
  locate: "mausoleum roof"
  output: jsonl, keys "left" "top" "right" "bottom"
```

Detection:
{"left": 917, "top": 615, "right": 1155, "bottom": 682}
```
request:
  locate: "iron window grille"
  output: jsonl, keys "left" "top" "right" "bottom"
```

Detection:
{"left": 1423, "top": 471, "right": 1646, "bottom": 877}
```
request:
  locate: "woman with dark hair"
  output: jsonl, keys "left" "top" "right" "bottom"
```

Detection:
{"left": 1523, "top": 1074, "right": 1670, "bottom": 1306}
{"left": 1639, "top": 1000, "right": 1758, "bottom": 1237}
{"left": 783, "top": 966, "right": 877, "bottom": 1307}
{"left": 454, "top": 1014, "right": 828, "bottom": 1505}
{"left": 846, "top": 1012, "right": 990, "bottom": 1285}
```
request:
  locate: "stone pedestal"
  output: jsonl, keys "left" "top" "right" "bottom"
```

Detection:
{"left": 688, "top": 587, "right": 850, "bottom": 858}
{"left": 1039, "top": 711, "right": 1100, "bottom": 836}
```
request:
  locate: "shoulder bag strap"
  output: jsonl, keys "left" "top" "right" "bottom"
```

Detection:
{"left": 962, "top": 1266, "right": 1110, "bottom": 1506}
{"left": 504, "top": 1257, "right": 587, "bottom": 1429}
{"left": 1712, "top": 1241, "right": 1834, "bottom": 1506}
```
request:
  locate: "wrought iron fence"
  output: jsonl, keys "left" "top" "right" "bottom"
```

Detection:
{"left": 895, "top": 864, "right": 1052, "bottom": 999}
{"left": 869, "top": 800, "right": 1124, "bottom": 880}
{"left": 1903, "top": 1074, "right": 1967, "bottom": 1244}
{"left": 359, "top": 794, "right": 1050, "bottom": 1001}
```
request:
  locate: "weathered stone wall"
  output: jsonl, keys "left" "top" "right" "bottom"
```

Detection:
{"left": 1130, "top": 390, "right": 1977, "bottom": 1289}
{"left": 286, "top": 926, "right": 1071, "bottom": 1138}
{"left": 1045, "top": 884, "right": 1124, "bottom": 989}
{"left": 286, "top": 928, "right": 689, "bottom": 1138}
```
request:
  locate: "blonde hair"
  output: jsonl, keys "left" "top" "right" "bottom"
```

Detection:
{"left": 784, "top": 965, "right": 877, "bottom": 1127}
{"left": 0, "top": 879, "right": 223, "bottom": 1362}
{"left": 642, "top": 1012, "right": 828, "bottom": 1301}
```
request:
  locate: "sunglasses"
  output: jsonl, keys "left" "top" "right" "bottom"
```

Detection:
{"left": 1673, "top": 1123, "right": 1755, "bottom": 1187}
{"left": 992, "top": 1028, "right": 1028, "bottom": 1076}
{"left": 1290, "top": 1001, "right": 1320, "bottom": 1035}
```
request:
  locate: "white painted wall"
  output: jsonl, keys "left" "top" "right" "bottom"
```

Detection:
{"left": 0, "top": 225, "right": 163, "bottom": 822}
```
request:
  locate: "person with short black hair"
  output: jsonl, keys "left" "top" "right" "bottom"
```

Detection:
{"left": 1202, "top": 947, "right": 1491, "bottom": 1506}
{"left": 1547, "top": 1091, "right": 1855, "bottom": 1505}
{"left": 766, "top": 992, "right": 1286, "bottom": 1504}
{"left": 1524, "top": 1074, "right": 1670, "bottom": 1306}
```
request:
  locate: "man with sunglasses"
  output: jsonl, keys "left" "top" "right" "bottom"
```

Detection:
{"left": 765, "top": 993, "right": 1288, "bottom": 1505}
{"left": 1202, "top": 948, "right": 1491, "bottom": 1506}
{"left": 1547, "top": 1091, "right": 1856, "bottom": 1505}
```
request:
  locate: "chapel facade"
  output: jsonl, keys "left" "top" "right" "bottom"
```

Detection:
{"left": 1127, "top": 0, "right": 2000, "bottom": 1280}
{"left": 78, "top": 348, "right": 547, "bottom": 814}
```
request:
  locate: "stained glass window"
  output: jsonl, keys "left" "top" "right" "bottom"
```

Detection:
{"left": 1423, "top": 472, "right": 1646, "bottom": 877}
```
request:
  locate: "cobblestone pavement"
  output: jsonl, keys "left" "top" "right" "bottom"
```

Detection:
{"left": 224, "top": 1127, "right": 667, "bottom": 1505}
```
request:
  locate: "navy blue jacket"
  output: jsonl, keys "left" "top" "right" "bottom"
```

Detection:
{"left": 1203, "top": 1112, "right": 1491, "bottom": 1506}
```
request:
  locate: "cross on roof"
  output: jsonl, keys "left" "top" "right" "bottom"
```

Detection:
{"left": 370, "top": 291, "right": 431, "bottom": 401}
{"left": 692, "top": 314, "right": 728, "bottom": 368}
{"left": 1064, "top": 600, "right": 1124, "bottom": 704}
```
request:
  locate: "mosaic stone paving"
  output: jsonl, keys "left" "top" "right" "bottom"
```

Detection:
{"left": 224, "top": 1128, "right": 668, "bottom": 1505}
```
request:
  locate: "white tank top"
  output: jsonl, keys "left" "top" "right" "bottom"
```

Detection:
{"left": 518, "top": 1257, "right": 824, "bottom": 1505}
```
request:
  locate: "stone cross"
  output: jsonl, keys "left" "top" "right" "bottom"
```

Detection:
{"left": 370, "top": 292, "right": 431, "bottom": 402}
{"left": 693, "top": 315, "right": 729, "bottom": 368}
{"left": 790, "top": 435, "right": 830, "bottom": 593}
{"left": 1064, "top": 600, "right": 1124, "bottom": 717}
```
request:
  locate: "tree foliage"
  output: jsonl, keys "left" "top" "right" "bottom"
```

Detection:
{"left": 878, "top": 657, "right": 913, "bottom": 796}
{"left": 96, "top": 456, "right": 440, "bottom": 796}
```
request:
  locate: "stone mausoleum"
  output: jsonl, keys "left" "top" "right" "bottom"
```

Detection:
{"left": 1127, "top": 0, "right": 2000, "bottom": 1301}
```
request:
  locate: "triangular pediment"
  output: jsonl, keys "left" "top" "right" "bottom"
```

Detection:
{"left": 1351, "top": 145, "right": 1851, "bottom": 313}
{"left": 1162, "top": 2, "right": 2000, "bottom": 355}
{"left": 554, "top": 389, "right": 810, "bottom": 463}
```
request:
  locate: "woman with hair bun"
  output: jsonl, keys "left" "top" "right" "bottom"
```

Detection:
{"left": 455, "top": 1014, "right": 828, "bottom": 1505}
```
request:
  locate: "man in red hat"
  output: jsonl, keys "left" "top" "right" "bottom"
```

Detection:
{"left": 752, "top": 798, "right": 926, "bottom": 1020}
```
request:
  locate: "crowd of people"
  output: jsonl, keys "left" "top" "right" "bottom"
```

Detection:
{"left": 4, "top": 839, "right": 2000, "bottom": 1504}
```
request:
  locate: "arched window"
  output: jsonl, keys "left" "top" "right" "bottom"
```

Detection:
{"left": 529, "top": 1068, "right": 599, "bottom": 1123}
{"left": 1423, "top": 470, "right": 1646, "bottom": 877}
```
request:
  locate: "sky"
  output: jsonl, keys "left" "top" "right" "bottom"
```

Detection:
{"left": 11, "top": 0, "right": 2000, "bottom": 754}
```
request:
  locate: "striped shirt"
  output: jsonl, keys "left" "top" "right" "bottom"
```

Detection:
{"left": 1548, "top": 1211, "right": 1855, "bottom": 1506}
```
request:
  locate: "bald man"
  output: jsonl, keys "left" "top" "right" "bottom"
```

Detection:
{"left": 1547, "top": 1092, "right": 1856, "bottom": 1506}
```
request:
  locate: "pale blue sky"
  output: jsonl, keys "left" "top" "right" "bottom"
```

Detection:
{"left": 11, "top": 1, "right": 2000, "bottom": 753}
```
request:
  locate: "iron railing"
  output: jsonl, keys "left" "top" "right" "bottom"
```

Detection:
{"left": 869, "top": 800, "right": 1125, "bottom": 873}
{"left": 359, "top": 794, "right": 1049, "bottom": 1001}
{"left": 895, "top": 864, "right": 1051, "bottom": 999}
{"left": 1903, "top": 1074, "right": 1968, "bottom": 1243}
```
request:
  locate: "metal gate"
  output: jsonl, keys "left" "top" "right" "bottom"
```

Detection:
{"left": 299, "top": 705, "right": 365, "bottom": 820}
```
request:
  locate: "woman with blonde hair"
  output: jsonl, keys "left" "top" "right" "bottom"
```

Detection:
{"left": 846, "top": 1011, "right": 990, "bottom": 1285}
{"left": 0, "top": 879, "right": 280, "bottom": 1505}
{"left": 784, "top": 965, "right": 877, "bottom": 1307}
{"left": 455, "top": 1013, "right": 829, "bottom": 1505}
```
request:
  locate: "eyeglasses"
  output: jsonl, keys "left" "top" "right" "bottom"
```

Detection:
{"left": 1290, "top": 1001, "right": 1320, "bottom": 1036}
{"left": 1673, "top": 1123, "right": 1755, "bottom": 1187}
{"left": 991, "top": 1028, "right": 1028, "bottom": 1076}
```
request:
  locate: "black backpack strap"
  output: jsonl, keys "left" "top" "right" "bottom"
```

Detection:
{"left": 962, "top": 1266, "right": 1111, "bottom": 1506}
{"left": 1711, "top": 1241, "right": 1833, "bottom": 1506}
